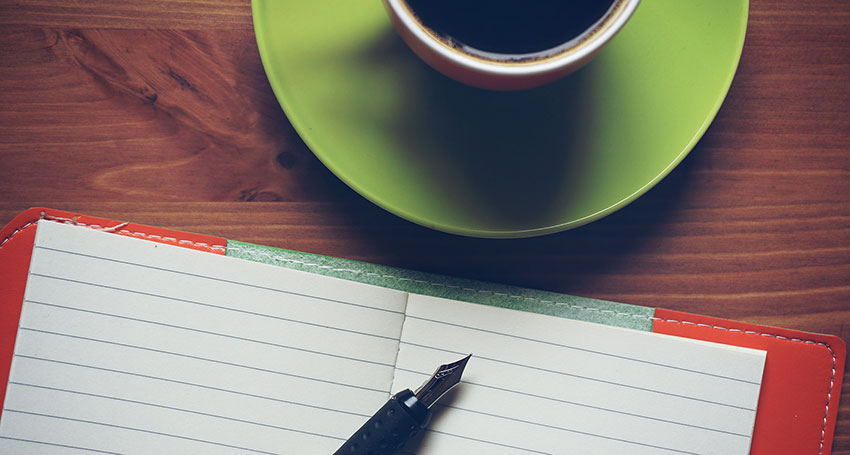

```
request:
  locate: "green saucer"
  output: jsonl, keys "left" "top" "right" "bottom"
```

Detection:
{"left": 253, "top": 0, "right": 748, "bottom": 238}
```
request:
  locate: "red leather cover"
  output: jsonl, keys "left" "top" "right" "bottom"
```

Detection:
{"left": 0, "top": 208, "right": 226, "bottom": 418}
{"left": 0, "top": 209, "right": 845, "bottom": 453}
{"left": 654, "top": 309, "right": 845, "bottom": 455}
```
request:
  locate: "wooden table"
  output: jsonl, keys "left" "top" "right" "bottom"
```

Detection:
{"left": 0, "top": 0, "right": 848, "bottom": 451}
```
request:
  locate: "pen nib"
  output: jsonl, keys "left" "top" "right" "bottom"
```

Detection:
{"left": 414, "top": 354, "right": 472, "bottom": 409}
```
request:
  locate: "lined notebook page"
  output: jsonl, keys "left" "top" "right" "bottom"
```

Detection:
{"left": 0, "top": 220, "right": 408, "bottom": 454}
{"left": 393, "top": 294, "right": 766, "bottom": 455}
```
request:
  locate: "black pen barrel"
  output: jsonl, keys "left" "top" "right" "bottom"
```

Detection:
{"left": 334, "top": 389, "right": 431, "bottom": 455}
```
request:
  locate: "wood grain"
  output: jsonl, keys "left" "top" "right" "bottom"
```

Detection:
{"left": 0, "top": 0, "right": 848, "bottom": 451}
{"left": 0, "top": 1, "right": 252, "bottom": 29}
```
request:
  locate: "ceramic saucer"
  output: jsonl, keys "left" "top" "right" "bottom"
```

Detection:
{"left": 253, "top": 0, "right": 748, "bottom": 237}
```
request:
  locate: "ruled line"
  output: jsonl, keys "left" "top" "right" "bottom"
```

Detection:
{"left": 17, "top": 329, "right": 389, "bottom": 395}
{"left": 425, "top": 428, "right": 555, "bottom": 454}
{"left": 448, "top": 381, "right": 749, "bottom": 437}
{"left": 426, "top": 425, "right": 702, "bottom": 455}
{"left": 8, "top": 382, "right": 347, "bottom": 442}
{"left": 0, "top": 436, "right": 123, "bottom": 454}
{"left": 29, "top": 273, "right": 400, "bottom": 342}
{"left": 1, "top": 409, "right": 276, "bottom": 455}
{"left": 25, "top": 300, "right": 395, "bottom": 369}
{"left": 14, "top": 355, "right": 372, "bottom": 418}
{"left": 397, "top": 367, "right": 749, "bottom": 437}
{"left": 440, "top": 400, "right": 744, "bottom": 447}
{"left": 404, "top": 314, "right": 758, "bottom": 384}
{"left": 398, "top": 344, "right": 755, "bottom": 411}
{"left": 34, "top": 245, "right": 404, "bottom": 315}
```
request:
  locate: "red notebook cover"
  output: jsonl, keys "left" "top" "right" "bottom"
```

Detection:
{"left": 0, "top": 208, "right": 845, "bottom": 454}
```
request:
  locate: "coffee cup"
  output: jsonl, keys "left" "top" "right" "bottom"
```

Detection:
{"left": 383, "top": 0, "right": 641, "bottom": 91}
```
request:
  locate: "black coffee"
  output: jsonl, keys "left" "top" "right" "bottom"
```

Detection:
{"left": 404, "top": 0, "right": 619, "bottom": 61}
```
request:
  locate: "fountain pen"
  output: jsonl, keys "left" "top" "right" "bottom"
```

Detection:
{"left": 333, "top": 354, "right": 471, "bottom": 455}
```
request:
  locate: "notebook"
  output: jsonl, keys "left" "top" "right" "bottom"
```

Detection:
{"left": 0, "top": 209, "right": 844, "bottom": 455}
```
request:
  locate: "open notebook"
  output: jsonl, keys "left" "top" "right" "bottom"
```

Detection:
{"left": 0, "top": 220, "right": 768, "bottom": 454}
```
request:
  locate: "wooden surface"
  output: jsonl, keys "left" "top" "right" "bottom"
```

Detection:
{"left": 0, "top": 0, "right": 848, "bottom": 451}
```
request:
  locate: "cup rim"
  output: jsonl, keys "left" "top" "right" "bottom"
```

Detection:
{"left": 386, "top": 0, "right": 641, "bottom": 76}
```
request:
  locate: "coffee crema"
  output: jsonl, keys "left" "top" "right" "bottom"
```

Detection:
{"left": 403, "top": 0, "right": 621, "bottom": 62}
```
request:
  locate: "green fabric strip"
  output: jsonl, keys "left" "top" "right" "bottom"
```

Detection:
{"left": 226, "top": 240, "right": 655, "bottom": 331}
